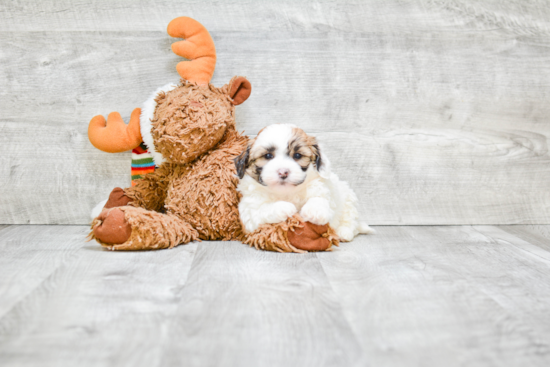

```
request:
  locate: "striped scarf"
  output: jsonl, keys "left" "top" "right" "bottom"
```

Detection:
{"left": 131, "top": 143, "right": 156, "bottom": 186}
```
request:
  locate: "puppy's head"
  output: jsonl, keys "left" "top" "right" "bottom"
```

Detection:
{"left": 235, "top": 124, "right": 328, "bottom": 192}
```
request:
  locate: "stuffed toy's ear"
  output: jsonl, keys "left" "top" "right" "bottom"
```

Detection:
{"left": 313, "top": 143, "right": 331, "bottom": 179}
{"left": 234, "top": 144, "right": 250, "bottom": 179}
{"left": 229, "top": 77, "right": 252, "bottom": 105}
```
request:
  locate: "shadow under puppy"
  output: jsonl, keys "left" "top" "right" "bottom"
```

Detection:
{"left": 235, "top": 124, "right": 374, "bottom": 243}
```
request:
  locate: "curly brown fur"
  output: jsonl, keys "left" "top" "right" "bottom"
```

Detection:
{"left": 119, "top": 78, "right": 248, "bottom": 242}
{"left": 152, "top": 80, "right": 236, "bottom": 165}
{"left": 125, "top": 163, "right": 175, "bottom": 212}
{"left": 90, "top": 206, "right": 199, "bottom": 251}
{"left": 243, "top": 215, "right": 306, "bottom": 253}
{"left": 242, "top": 214, "right": 339, "bottom": 253}
{"left": 162, "top": 128, "right": 248, "bottom": 241}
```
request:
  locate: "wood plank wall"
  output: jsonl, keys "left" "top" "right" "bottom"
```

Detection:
{"left": 1, "top": 0, "right": 549, "bottom": 225}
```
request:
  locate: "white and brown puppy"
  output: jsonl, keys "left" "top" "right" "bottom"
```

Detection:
{"left": 235, "top": 124, "right": 373, "bottom": 242}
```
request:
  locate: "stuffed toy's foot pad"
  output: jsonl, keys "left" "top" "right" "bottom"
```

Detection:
{"left": 93, "top": 208, "right": 132, "bottom": 245}
{"left": 287, "top": 222, "right": 332, "bottom": 252}
{"left": 104, "top": 187, "right": 132, "bottom": 209}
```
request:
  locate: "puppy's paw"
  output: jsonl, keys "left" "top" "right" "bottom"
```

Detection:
{"left": 336, "top": 226, "right": 355, "bottom": 242}
{"left": 266, "top": 201, "right": 298, "bottom": 224}
{"left": 300, "top": 198, "right": 331, "bottom": 225}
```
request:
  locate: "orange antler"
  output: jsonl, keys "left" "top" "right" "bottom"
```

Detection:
{"left": 167, "top": 17, "right": 216, "bottom": 85}
{"left": 88, "top": 108, "right": 142, "bottom": 153}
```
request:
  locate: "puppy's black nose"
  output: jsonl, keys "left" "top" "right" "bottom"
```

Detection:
{"left": 277, "top": 169, "right": 289, "bottom": 179}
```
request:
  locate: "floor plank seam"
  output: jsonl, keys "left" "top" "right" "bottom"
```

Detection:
{"left": 314, "top": 252, "right": 366, "bottom": 363}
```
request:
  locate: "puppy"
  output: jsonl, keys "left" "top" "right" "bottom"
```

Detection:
{"left": 235, "top": 124, "right": 373, "bottom": 242}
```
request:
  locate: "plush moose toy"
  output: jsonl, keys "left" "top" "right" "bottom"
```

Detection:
{"left": 88, "top": 17, "right": 339, "bottom": 253}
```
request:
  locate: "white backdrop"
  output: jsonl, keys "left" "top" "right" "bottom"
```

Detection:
{"left": 1, "top": 0, "right": 549, "bottom": 224}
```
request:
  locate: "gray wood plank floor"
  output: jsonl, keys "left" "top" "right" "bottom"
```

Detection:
{"left": 1, "top": 225, "right": 549, "bottom": 367}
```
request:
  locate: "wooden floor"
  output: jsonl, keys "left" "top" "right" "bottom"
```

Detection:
{"left": 0, "top": 225, "right": 549, "bottom": 367}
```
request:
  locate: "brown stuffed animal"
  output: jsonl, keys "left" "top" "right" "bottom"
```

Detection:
{"left": 88, "top": 17, "right": 338, "bottom": 252}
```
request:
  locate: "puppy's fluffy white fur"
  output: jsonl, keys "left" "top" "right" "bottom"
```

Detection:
{"left": 236, "top": 124, "right": 373, "bottom": 242}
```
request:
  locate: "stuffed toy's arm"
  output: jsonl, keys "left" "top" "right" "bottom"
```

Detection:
{"left": 244, "top": 215, "right": 339, "bottom": 253}
{"left": 123, "top": 163, "right": 172, "bottom": 212}
{"left": 91, "top": 162, "right": 170, "bottom": 219}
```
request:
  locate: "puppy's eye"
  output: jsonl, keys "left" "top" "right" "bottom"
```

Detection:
{"left": 293, "top": 153, "right": 302, "bottom": 160}
{"left": 265, "top": 153, "right": 274, "bottom": 160}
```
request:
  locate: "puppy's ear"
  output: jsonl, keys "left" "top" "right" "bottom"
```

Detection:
{"left": 312, "top": 143, "right": 331, "bottom": 179}
{"left": 234, "top": 144, "right": 251, "bottom": 179}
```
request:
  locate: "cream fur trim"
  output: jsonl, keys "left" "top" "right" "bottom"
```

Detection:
{"left": 91, "top": 199, "right": 108, "bottom": 220}
{"left": 140, "top": 83, "right": 178, "bottom": 166}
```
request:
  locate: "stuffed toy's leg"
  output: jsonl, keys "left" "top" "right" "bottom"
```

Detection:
{"left": 244, "top": 215, "right": 339, "bottom": 253}
{"left": 89, "top": 206, "right": 198, "bottom": 250}
{"left": 88, "top": 163, "right": 195, "bottom": 250}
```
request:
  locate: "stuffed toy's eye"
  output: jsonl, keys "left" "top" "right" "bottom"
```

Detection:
{"left": 265, "top": 153, "right": 274, "bottom": 160}
{"left": 293, "top": 153, "right": 302, "bottom": 160}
